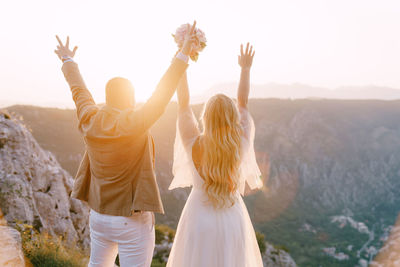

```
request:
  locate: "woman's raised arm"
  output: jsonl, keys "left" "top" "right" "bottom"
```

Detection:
{"left": 237, "top": 43, "right": 255, "bottom": 109}
{"left": 177, "top": 72, "right": 190, "bottom": 110}
{"left": 176, "top": 71, "right": 200, "bottom": 145}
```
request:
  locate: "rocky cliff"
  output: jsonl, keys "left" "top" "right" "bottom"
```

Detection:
{"left": 0, "top": 111, "right": 90, "bottom": 248}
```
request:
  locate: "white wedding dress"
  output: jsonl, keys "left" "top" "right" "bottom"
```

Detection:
{"left": 166, "top": 106, "right": 264, "bottom": 267}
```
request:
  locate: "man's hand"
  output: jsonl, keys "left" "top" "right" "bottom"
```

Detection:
{"left": 181, "top": 21, "right": 198, "bottom": 56}
{"left": 238, "top": 43, "right": 255, "bottom": 70}
{"left": 54, "top": 35, "right": 78, "bottom": 62}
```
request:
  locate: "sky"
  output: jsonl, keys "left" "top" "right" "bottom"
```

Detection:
{"left": 0, "top": 0, "right": 400, "bottom": 107}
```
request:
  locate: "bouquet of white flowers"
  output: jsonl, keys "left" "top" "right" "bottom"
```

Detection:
{"left": 173, "top": 23, "right": 207, "bottom": 62}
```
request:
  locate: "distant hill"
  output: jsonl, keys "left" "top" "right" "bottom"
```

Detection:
{"left": 191, "top": 83, "right": 400, "bottom": 103}
{"left": 5, "top": 99, "right": 400, "bottom": 266}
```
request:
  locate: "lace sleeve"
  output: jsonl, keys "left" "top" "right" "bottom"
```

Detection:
{"left": 238, "top": 106, "right": 263, "bottom": 195}
{"left": 169, "top": 106, "right": 200, "bottom": 190}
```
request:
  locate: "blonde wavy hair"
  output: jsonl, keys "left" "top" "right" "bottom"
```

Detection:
{"left": 199, "top": 94, "right": 243, "bottom": 208}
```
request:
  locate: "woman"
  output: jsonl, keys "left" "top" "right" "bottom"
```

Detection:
{"left": 167, "top": 43, "right": 263, "bottom": 267}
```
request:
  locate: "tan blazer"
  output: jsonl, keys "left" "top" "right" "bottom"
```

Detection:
{"left": 62, "top": 58, "right": 188, "bottom": 216}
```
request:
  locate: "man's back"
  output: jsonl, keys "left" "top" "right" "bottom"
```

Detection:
{"left": 61, "top": 57, "right": 189, "bottom": 216}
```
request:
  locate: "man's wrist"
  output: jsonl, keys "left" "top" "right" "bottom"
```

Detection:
{"left": 61, "top": 55, "right": 74, "bottom": 64}
{"left": 176, "top": 52, "right": 189, "bottom": 63}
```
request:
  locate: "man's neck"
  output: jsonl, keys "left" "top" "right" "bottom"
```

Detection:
{"left": 106, "top": 103, "right": 133, "bottom": 111}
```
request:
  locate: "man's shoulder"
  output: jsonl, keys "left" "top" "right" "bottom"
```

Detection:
{"left": 85, "top": 108, "right": 148, "bottom": 138}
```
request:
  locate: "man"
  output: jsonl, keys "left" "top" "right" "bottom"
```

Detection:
{"left": 54, "top": 22, "right": 198, "bottom": 267}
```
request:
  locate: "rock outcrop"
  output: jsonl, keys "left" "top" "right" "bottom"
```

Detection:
{"left": 0, "top": 111, "right": 90, "bottom": 248}
{"left": 262, "top": 243, "right": 297, "bottom": 267}
{"left": 0, "top": 208, "right": 25, "bottom": 267}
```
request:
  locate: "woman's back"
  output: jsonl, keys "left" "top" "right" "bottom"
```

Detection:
{"left": 166, "top": 105, "right": 263, "bottom": 267}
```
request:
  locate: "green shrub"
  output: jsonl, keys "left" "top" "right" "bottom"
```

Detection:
{"left": 151, "top": 258, "right": 167, "bottom": 267}
{"left": 155, "top": 224, "right": 176, "bottom": 244}
{"left": 273, "top": 244, "right": 289, "bottom": 253}
{"left": 256, "top": 231, "right": 267, "bottom": 255}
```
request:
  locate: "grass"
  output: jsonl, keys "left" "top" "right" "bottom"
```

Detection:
{"left": 16, "top": 222, "right": 89, "bottom": 267}
{"left": 15, "top": 222, "right": 263, "bottom": 266}
{"left": 151, "top": 258, "right": 167, "bottom": 267}
{"left": 16, "top": 222, "right": 173, "bottom": 267}
{"left": 256, "top": 231, "right": 267, "bottom": 254}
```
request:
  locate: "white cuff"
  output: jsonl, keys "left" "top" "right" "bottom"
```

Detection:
{"left": 62, "top": 56, "right": 74, "bottom": 64}
{"left": 176, "top": 52, "right": 189, "bottom": 63}
{"left": 63, "top": 58, "right": 74, "bottom": 64}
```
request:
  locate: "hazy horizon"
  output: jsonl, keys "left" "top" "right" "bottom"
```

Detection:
{"left": 1, "top": 0, "right": 400, "bottom": 107}
{"left": 2, "top": 82, "right": 400, "bottom": 109}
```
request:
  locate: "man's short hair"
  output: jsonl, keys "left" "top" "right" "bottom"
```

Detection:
{"left": 105, "top": 77, "right": 135, "bottom": 108}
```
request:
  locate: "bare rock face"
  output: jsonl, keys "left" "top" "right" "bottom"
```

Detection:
{"left": 0, "top": 208, "right": 25, "bottom": 267}
{"left": 0, "top": 112, "right": 90, "bottom": 248}
{"left": 262, "top": 243, "right": 297, "bottom": 267}
{"left": 0, "top": 226, "right": 25, "bottom": 267}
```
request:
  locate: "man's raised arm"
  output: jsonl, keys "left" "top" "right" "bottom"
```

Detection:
{"left": 138, "top": 22, "right": 198, "bottom": 131}
{"left": 55, "top": 36, "right": 98, "bottom": 133}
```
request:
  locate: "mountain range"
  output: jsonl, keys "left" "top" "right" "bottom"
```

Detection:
{"left": 5, "top": 98, "right": 400, "bottom": 266}
{"left": 192, "top": 83, "right": 400, "bottom": 103}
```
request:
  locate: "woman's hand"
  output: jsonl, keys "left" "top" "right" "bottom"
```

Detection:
{"left": 237, "top": 43, "right": 255, "bottom": 108}
{"left": 238, "top": 43, "right": 255, "bottom": 70}
{"left": 54, "top": 35, "right": 78, "bottom": 62}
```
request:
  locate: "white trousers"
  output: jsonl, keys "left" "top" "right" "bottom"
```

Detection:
{"left": 88, "top": 209, "right": 155, "bottom": 267}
